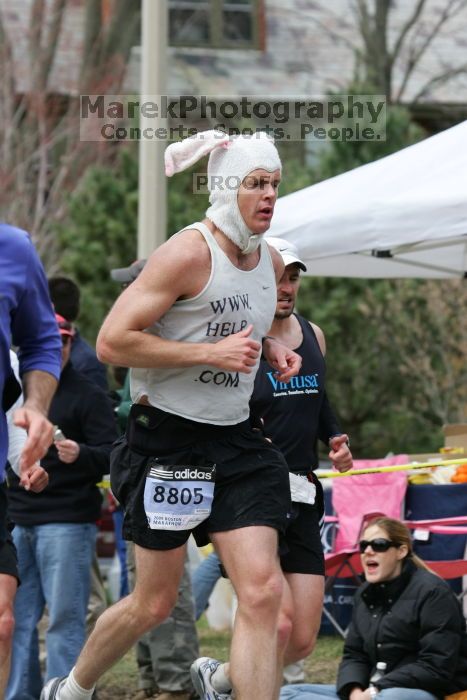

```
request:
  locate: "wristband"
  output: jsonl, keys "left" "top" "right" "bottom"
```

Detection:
{"left": 262, "top": 335, "right": 276, "bottom": 342}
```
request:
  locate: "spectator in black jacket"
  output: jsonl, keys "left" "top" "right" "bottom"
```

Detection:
{"left": 48, "top": 277, "right": 108, "bottom": 391}
{"left": 6, "top": 315, "right": 118, "bottom": 700}
{"left": 279, "top": 516, "right": 467, "bottom": 700}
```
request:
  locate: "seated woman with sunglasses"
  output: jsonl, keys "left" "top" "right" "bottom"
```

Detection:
{"left": 279, "top": 516, "right": 467, "bottom": 700}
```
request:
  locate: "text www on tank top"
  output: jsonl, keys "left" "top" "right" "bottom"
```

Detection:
{"left": 194, "top": 293, "right": 253, "bottom": 388}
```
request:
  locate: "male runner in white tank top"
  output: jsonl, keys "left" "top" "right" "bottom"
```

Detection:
{"left": 192, "top": 238, "right": 353, "bottom": 698}
{"left": 41, "top": 130, "right": 301, "bottom": 700}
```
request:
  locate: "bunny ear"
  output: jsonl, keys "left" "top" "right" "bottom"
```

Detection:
{"left": 165, "top": 130, "right": 231, "bottom": 176}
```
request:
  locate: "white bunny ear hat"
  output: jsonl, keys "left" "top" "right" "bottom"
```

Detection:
{"left": 164, "top": 130, "right": 281, "bottom": 254}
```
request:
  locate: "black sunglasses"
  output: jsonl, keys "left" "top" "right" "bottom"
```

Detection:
{"left": 359, "top": 538, "right": 398, "bottom": 553}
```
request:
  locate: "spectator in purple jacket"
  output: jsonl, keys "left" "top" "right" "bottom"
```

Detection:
{"left": 0, "top": 224, "right": 61, "bottom": 696}
{"left": 6, "top": 314, "right": 118, "bottom": 699}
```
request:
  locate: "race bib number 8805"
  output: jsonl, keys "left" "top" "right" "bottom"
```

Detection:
{"left": 144, "top": 461, "right": 216, "bottom": 531}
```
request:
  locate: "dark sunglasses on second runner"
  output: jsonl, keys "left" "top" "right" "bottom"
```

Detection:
{"left": 358, "top": 538, "right": 399, "bottom": 553}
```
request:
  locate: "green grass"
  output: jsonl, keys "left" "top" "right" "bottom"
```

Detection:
{"left": 303, "top": 635, "right": 344, "bottom": 684}
{"left": 98, "top": 619, "right": 344, "bottom": 696}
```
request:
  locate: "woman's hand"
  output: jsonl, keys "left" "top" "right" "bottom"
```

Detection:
{"left": 349, "top": 687, "right": 372, "bottom": 700}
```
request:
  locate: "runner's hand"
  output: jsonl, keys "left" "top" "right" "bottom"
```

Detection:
{"left": 263, "top": 337, "right": 301, "bottom": 382}
{"left": 14, "top": 407, "right": 54, "bottom": 474}
{"left": 20, "top": 463, "right": 49, "bottom": 492}
{"left": 329, "top": 434, "right": 353, "bottom": 472}
{"left": 210, "top": 325, "right": 261, "bottom": 373}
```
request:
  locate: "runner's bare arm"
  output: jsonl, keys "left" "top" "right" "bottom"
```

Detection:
{"left": 97, "top": 230, "right": 261, "bottom": 372}
{"left": 310, "top": 321, "right": 326, "bottom": 355}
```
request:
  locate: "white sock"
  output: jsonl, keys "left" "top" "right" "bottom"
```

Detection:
{"left": 211, "top": 663, "right": 232, "bottom": 693}
{"left": 58, "top": 668, "right": 95, "bottom": 700}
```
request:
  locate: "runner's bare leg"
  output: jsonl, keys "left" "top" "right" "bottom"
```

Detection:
{"left": 212, "top": 526, "right": 284, "bottom": 700}
{"left": 73, "top": 544, "right": 186, "bottom": 689}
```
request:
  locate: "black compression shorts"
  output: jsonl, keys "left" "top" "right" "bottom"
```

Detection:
{"left": 280, "top": 473, "right": 325, "bottom": 576}
{"left": 111, "top": 404, "right": 291, "bottom": 550}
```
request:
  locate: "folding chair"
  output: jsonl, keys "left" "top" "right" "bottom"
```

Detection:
{"left": 404, "top": 516, "right": 467, "bottom": 604}
{"left": 322, "top": 455, "right": 410, "bottom": 637}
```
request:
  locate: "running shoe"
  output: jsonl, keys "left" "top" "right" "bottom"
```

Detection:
{"left": 190, "top": 657, "right": 230, "bottom": 700}
{"left": 40, "top": 677, "right": 67, "bottom": 700}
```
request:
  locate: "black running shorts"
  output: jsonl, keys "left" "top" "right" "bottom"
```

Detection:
{"left": 280, "top": 472, "right": 325, "bottom": 576}
{"left": 0, "top": 483, "right": 19, "bottom": 581}
{"left": 111, "top": 404, "right": 291, "bottom": 550}
{"left": 0, "top": 535, "right": 19, "bottom": 581}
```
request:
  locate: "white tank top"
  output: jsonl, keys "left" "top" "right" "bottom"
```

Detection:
{"left": 131, "top": 222, "right": 276, "bottom": 425}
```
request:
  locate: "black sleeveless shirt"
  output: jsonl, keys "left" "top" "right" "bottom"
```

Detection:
{"left": 250, "top": 314, "right": 341, "bottom": 472}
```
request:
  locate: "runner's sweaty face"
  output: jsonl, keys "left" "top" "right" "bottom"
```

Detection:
{"left": 237, "top": 169, "right": 281, "bottom": 235}
{"left": 275, "top": 263, "right": 301, "bottom": 320}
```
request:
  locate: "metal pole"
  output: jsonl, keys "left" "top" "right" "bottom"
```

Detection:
{"left": 138, "top": 0, "right": 168, "bottom": 258}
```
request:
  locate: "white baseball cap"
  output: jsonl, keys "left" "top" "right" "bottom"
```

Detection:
{"left": 266, "top": 237, "right": 307, "bottom": 271}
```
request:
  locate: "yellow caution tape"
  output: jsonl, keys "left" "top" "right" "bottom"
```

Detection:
{"left": 97, "top": 458, "right": 466, "bottom": 487}
{"left": 318, "top": 458, "right": 467, "bottom": 479}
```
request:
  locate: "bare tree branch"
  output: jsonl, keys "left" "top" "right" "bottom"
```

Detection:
{"left": 355, "top": 0, "right": 371, "bottom": 44}
{"left": 315, "top": 0, "right": 467, "bottom": 106}
{"left": 0, "top": 0, "right": 135, "bottom": 265}
{"left": 389, "top": 0, "right": 427, "bottom": 70}
{"left": 29, "top": 0, "right": 46, "bottom": 89}
{"left": 0, "top": 11, "right": 17, "bottom": 169}
{"left": 82, "top": 0, "right": 102, "bottom": 63}
{"left": 352, "top": 0, "right": 392, "bottom": 96}
{"left": 302, "top": 13, "right": 357, "bottom": 53}
{"left": 395, "top": 0, "right": 467, "bottom": 101}
{"left": 80, "top": 0, "right": 106, "bottom": 91}
{"left": 80, "top": 0, "right": 140, "bottom": 93}
{"left": 25, "top": 0, "right": 68, "bottom": 237}
{"left": 38, "top": 0, "right": 68, "bottom": 91}
{"left": 411, "top": 61, "right": 467, "bottom": 102}
{"left": 102, "top": 0, "right": 140, "bottom": 62}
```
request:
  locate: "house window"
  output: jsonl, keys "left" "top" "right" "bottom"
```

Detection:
{"left": 169, "top": 0, "right": 262, "bottom": 49}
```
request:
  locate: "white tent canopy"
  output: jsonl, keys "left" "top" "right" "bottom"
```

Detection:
{"left": 267, "top": 120, "right": 467, "bottom": 278}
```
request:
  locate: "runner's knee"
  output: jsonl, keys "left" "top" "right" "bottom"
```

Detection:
{"left": 237, "top": 569, "right": 284, "bottom": 615}
{"left": 286, "top": 626, "right": 318, "bottom": 662}
{"left": 143, "top": 591, "right": 178, "bottom": 628}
